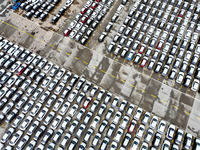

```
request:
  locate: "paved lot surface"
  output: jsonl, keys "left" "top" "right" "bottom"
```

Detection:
{"left": 0, "top": 0, "right": 200, "bottom": 144}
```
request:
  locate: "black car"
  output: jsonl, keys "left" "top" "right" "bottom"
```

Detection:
{"left": 20, "top": 2, "right": 29, "bottom": 9}
{"left": 26, "top": 10, "right": 34, "bottom": 19}
{"left": 0, "top": 115, "right": 4, "bottom": 123}
{"left": 46, "top": 4, "right": 55, "bottom": 12}
{"left": 20, "top": 50, "right": 30, "bottom": 61}
{"left": 80, "top": 36, "right": 88, "bottom": 45}
{"left": 58, "top": 7, "right": 67, "bottom": 15}
{"left": 53, "top": 0, "right": 60, "bottom": 5}
{"left": 34, "top": 10, "right": 42, "bottom": 18}
{"left": 51, "top": 14, "right": 60, "bottom": 24}
{"left": 40, "top": 12, "right": 48, "bottom": 21}
{"left": 33, "top": 4, "right": 41, "bottom": 11}
{"left": 25, "top": 4, "right": 33, "bottom": 12}
{"left": 0, "top": 98, "right": 7, "bottom": 110}
{"left": 41, "top": 3, "right": 49, "bottom": 10}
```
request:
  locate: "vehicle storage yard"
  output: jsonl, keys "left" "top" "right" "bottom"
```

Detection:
{"left": 0, "top": 0, "right": 200, "bottom": 149}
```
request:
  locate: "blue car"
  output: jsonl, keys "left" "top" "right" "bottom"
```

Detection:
{"left": 127, "top": 50, "right": 135, "bottom": 60}
{"left": 12, "top": 2, "right": 21, "bottom": 11}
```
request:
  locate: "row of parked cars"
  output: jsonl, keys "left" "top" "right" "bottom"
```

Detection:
{"left": 51, "top": 0, "right": 74, "bottom": 24}
{"left": 105, "top": 0, "right": 200, "bottom": 92}
{"left": 63, "top": 0, "right": 116, "bottom": 45}
{"left": 19, "top": 0, "right": 66, "bottom": 22}
{"left": 98, "top": 0, "right": 129, "bottom": 42}
{"left": 0, "top": 37, "right": 199, "bottom": 149}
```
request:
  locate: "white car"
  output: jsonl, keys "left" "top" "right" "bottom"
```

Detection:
{"left": 1, "top": 127, "right": 15, "bottom": 143}
{"left": 114, "top": 128, "right": 124, "bottom": 143}
{"left": 53, "top": 98, "right": 64, "bottom": 111}
{"left": 175, "top": 129, "right": 184, "bottom": 144}
{"left": 37, "top": 107, "right": 49, "bottom": 121}
{"left": 92, "top": 133, "right": 101, "bottom": 147}
{"left": 99, "top": 120, "right": 108, "bottom": 133}
{"left": 60, "top": 133, "right": 71, "bottom": 148}
{"left": 191, "top": 79, "right": 200, "bottom": 92}
{"left": 110, "top": 141, "right": 118, "bottom": 150}
{"left": 123, "top": 133, "right": 131, "bottom": 147}
{"left": 134, "top": 107, "right": 143, "bottom": 120}
{"left": 161, "top": 140, "right": 171, "bottom": 150}
{"left": 119, "top": 100, "right": 127, "bottom": 112}
{"left": 127, "top": 104, "right": 135, "bottom": 116}
{"left": 140, "top": 142, "right": 149, "bottom": 150}
{"left": 107, "top": 124, "right": 115, "bottom": 137}
{"left": 76, "top": 78, "right": 85, "bottom": 90}
{"left": 142, "top": 112, "right": 151, "bottom": 124}
{"left": 150, "top": 116, "right": 159, "bottom": 129}
{"left": 145, "top": 128, "right": 154, "bottom": 143}
{"left": 105, "top": 108, "right": 114, "bottom": 120}
{"left": 44, "top": 111, "right": 55, "bottom": 126}
{"left": 76, "top": 124, "right": 86, "bottom": 137}
{"left": 100, "top": 137, "right": 109, "bottom": 150}
{"left": 69, "top": 104, "right": 78, "bottom": 116}
{"left": 69, "top": 120, "right": 79, "bottom": 133}
{"left": 104, "top": 92, "right": 112, "bottom": 103}
{"left": 120, "top": 116, "right": 129, "bottom": 129}
{"left": 166, "top": 124, "right": 176, "bottom": 140}
{"left": 84, "top": 128, "right": 93, "bottom": 142}
{"left": 97, "top": 89, "right": 105, "bottom": 100}
{"left": 153, "top": 132, "right": 162, "bottom": 147}
{"left": 51, "top": 115, "right": 62, "bottom": 130}
{"left": 20, "top": 116, "right": 33, "bottom": 131}
{"left": 16, "top": 135, "right": 29, "bottom": 150}
{"left": 54, "top": 83, "right": 65, "bottom": 95}
{"left": 68, "top": 90, "right": 78, "bottom": 102}
{"left": 98, "top": 103, "right": 106, "bottom": 116}
{"left": 30, "top": 103, "right": 42, "bottom": 117}
{"left": 68, "top": 137, "right": 78, "bottom": 150}
{"left": 9, "top": 130, "right": 23, "bottom": 146}
{"left": 113, "top": 111, "right": 122, "bottom": 124}
{"left": 158, "top": 120, "right": 167, "bottom": 134}
{"left": 136, "top": 124, "right": 145, "bottom": 138}
{"left": 91, "top": 116, "right": 100, "bottom": 129}
{"left": 90, "top": 100, "right": 99, "bottom": 112}
{"left": 131, "top": 138, "right": 140, "bottom": 150}
{"left": 90, "top": 85, "right": 99, "bottom": 96}
{"left": 84, "top": 112, "right": 92, "bottom": 124}
{"left": 59, "top": 102, "right": 70, "bottom": 116}
{"left": 83, "top": 82, "right": 91, "bottom": 92}
{"left": 27, "top": 120, "right": 39, "bottom": 135}
{"left": 76, "top": 108, "right": 85, "bottom": 121}
{"left": 176, "top": 72, "right": 184, "bottom": 84}
{"left": 112, "top": 96, "right": 119, "bottom": 107}
{"left": 76, "top": 92, "right": 85, "bottom": 103}
{"left": 61, "top": 116, "right": 71, "bottom": 130}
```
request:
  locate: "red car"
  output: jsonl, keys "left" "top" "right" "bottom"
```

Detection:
{"left": 91, "top": 2, "right": 98, "bottom": 9}
{"left": 80, "top": 7, "right": 88, "bottom": 14}
{"left": 128, "top": 119, "right": 137, "bottom": 133}
{"left": 82, "top": 97, "right": 92, "bottom": 109}
{"left": 16, "top": 64, "right": 27, "bottom": 75}
{"left": 96, "top": 0, "right": 101, "bottom": 2}
{"left": 156, "top": 41, "right": 164, "bottom": 50}
{"left": 140, "top": 57, "right": 148, "bottom": 67}
{"left": 81, "top": 16, "right": 88, "bottom": 23}
{"left": 179, "top": 9, "right": 185, "bottom": 17}
{"left": 138, "top": 46, "right": 146, "bottom": 54}
{"left": 63, "top": 29, "right": 71, "bottom": 36}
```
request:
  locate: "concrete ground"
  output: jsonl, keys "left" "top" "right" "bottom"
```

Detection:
{"left": 0, "top": 0, "right": 200, "bottom": 139}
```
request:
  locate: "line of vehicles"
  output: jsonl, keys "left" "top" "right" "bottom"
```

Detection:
{"left": 0, "top": 37, "right": 199, "bottom": 149}
{"left": 63, "top": 0, "right": 117, "bottom": 45}
{"left": 18, "top": 0, "right": 74, "bottom": 24}
{"left": 103, "top": 0, "right": 200, "bottom": 92}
